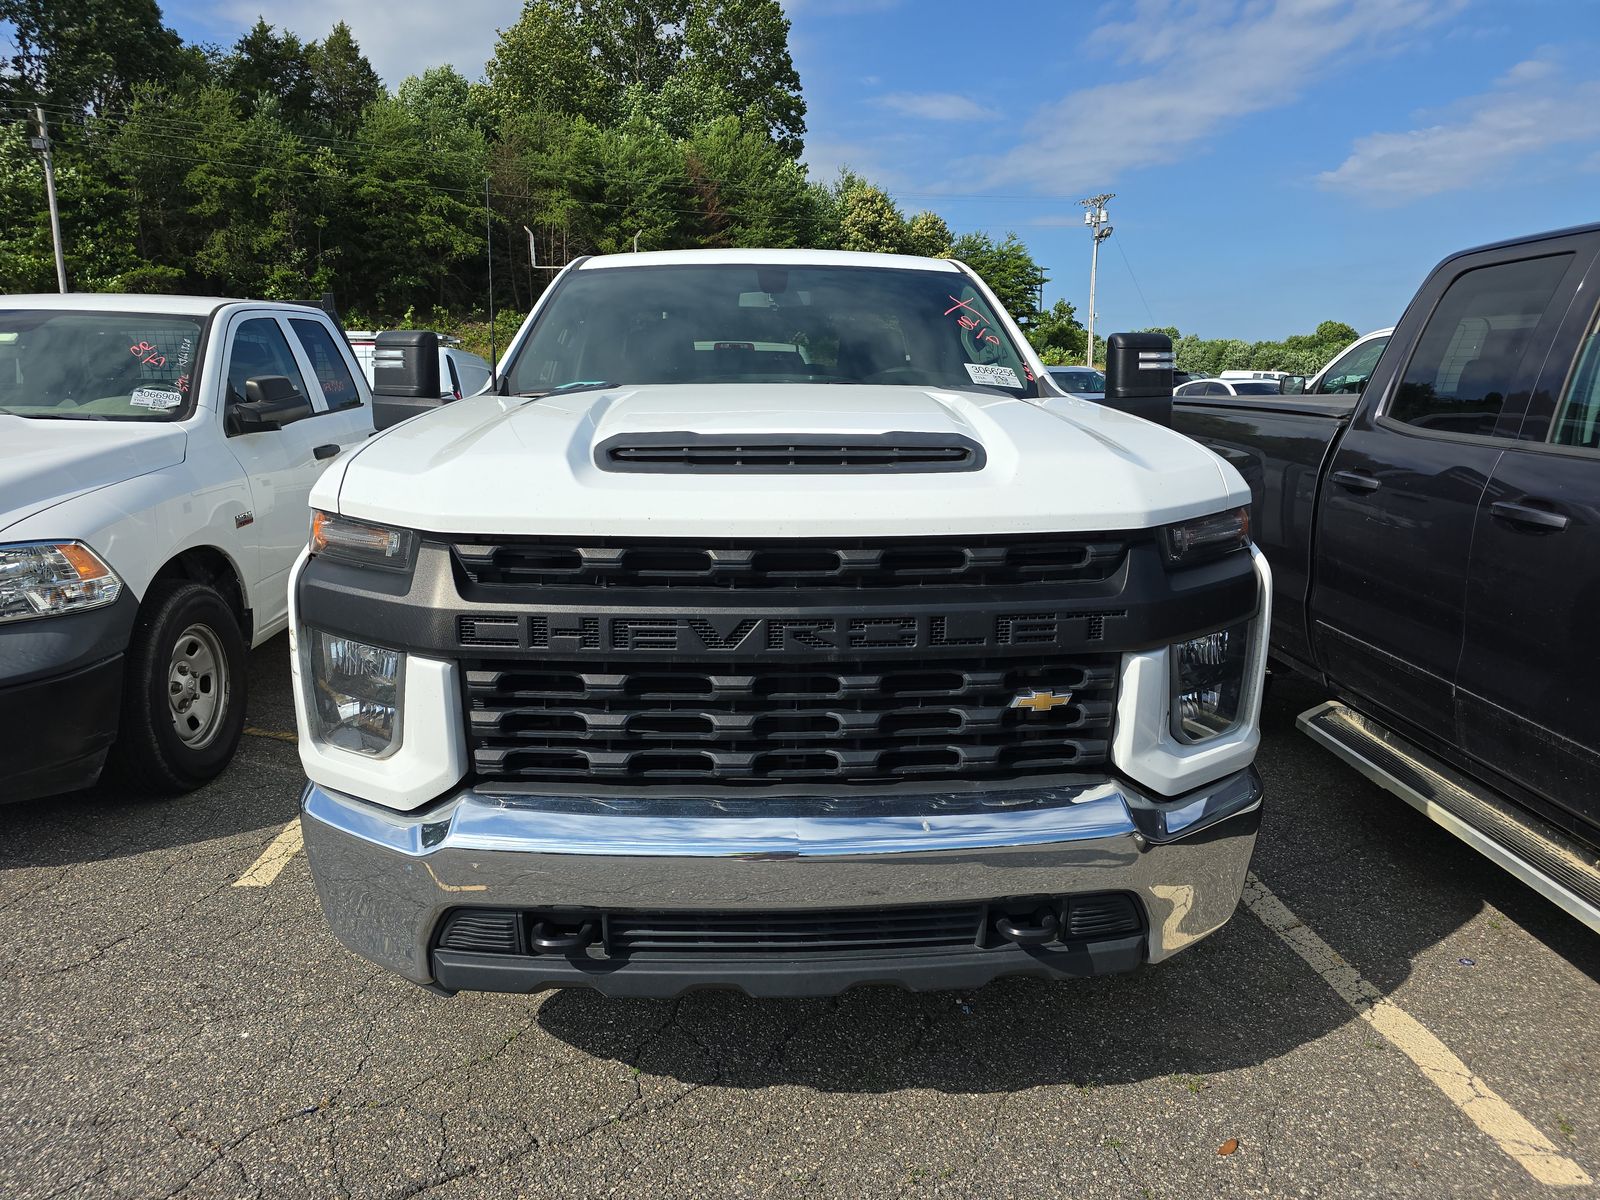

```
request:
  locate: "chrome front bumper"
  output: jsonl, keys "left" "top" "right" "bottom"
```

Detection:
{"left": 301, "top": 768, "right": 1262, "bottom": 996}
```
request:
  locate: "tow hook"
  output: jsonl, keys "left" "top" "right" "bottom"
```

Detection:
{"left": 996, "top": 911, "right": 1060, "bottom": 946}
{"left": 529, "top": 919, "right": 597, "bottom": 953}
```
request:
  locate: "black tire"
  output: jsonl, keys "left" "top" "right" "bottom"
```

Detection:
{"left": 109, "top": 579, "right": 248, "bottom": 795}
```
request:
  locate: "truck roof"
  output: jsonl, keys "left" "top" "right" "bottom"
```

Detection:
{"left": 0, "top": 294, "right": 253, "bottom": 316}
{"left": 578, "top": 248, "right": 964, "bottom": 272}
{"left": 1449, "top": 220, "right": 1600, "bottom": 262}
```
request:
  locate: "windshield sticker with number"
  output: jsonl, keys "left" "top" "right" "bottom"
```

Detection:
{"left": 964, "top": 362, "right": 1021, "bottom": 388}
{"left": 130, "top": 387, "right": 182, "bottom": 410}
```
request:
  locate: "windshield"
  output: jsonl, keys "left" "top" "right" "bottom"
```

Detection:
{"left": 505, "top": 263, "right": 1038, "bottom": 397}
{"left": 1048, "top": 367, "right": 1105, "bottom": 392}
{"left": 0, "top": 310, "right": 204, "bottom": 421}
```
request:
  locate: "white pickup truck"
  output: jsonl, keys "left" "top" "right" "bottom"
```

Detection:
{"left": 292, "top": 249, "right": 1270, "bottom": 998}
{"left": 0, "top": 294, "right": 372, "bottom": 802}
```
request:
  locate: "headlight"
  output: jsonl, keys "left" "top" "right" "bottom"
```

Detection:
{"left": 1162, "top": 507, "right": 1250, "bottom": 567}
{"left": 310, "top": 510, "right": 415, "bottom": 570}
{"left": 305, "top": 629, "right": 404, "bottom": 756}
{"left": 1171, "top": 622, "right": 1251, "bottom": 743}
{"left": 0, "top": 541, "right": 122, "bottom": 623}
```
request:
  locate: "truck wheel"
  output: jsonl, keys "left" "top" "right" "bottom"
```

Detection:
{"left": 110, "top": 579, "right": 248, "bottom": 795}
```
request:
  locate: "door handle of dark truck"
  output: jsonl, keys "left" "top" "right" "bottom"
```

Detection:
{"left": 1330, "top": 470, "right": 1381, "bottom": 493}
{"left": 1490, "top": 499, "right": 1569, "bottom": 532}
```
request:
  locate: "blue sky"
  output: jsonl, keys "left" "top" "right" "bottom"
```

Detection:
{"left": 164, "top": 0, "right": 1600, "bottom": 341}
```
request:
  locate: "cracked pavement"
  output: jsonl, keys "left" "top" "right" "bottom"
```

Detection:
{"left": 1, "top": 640, "right": 1596, "bottom": 1198}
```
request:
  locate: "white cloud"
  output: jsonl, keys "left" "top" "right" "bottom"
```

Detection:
{"left": 1318, "top": 60, "right": 1600, "bottom": 201}
{"left": 880, "top": 92, "right": 1000, "bottom": 122}
{"left": 213, "top": 0, "right": 511, "bottom": 86}
{"left": 973, "top": 0, "right": 1467, "bottom": 194}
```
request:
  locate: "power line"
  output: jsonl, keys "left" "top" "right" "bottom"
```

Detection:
{"left": 1112, "top": 232, "right": 1156, "bottom": 326}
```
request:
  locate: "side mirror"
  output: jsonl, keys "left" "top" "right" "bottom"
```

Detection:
{"left": 231, "top": 375, "right": 314, "bottom": 433}
{"left": 1280, "top": 375, "right": 1307, "bottom": 395}
{"left": 372, "top": 329, "right": 441, "bottom": 398}
{"left": 1103, "top": 332, "right": 1174, "bottom": 427}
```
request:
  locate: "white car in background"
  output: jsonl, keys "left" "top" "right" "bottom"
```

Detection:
{"left": 1303, "top": 327, "right": 1395, "bottom": 395}
{"left": 1174, "top": 378, "right": 1282, "bottom": 399}
{"left": 1045, "top": 365, "right": 1105, "bottom": 398}
{"left": 0, "top": 295, "right": 373, "bottom": 803}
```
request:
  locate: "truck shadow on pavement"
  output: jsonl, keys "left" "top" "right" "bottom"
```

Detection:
{"left": 534, "top": 675, "right": 1600, "bottom": 1092}
{"left": 0, "top": 637, "right": 303, "bottom": 869}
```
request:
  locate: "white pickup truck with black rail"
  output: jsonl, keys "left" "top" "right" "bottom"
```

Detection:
{"left": 290, "top": 249, "right": 1272, "bottom": 998}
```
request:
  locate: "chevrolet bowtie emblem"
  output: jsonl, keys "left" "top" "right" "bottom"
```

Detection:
{"left": 1011, "top": 689, "right": 1074, "bottom": 713}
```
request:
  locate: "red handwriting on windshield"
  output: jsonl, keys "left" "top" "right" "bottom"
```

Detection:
{"left": 130, "top": 341, "right": 167, "bottom": 368}
{"left": 176, "top": 374, "right": 190, "bottom": 393}
{"left": 944, "top": 296, "right": 999, "bottom": 347}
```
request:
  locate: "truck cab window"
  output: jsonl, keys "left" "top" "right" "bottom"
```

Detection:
{"left": 1388, "top": 255, "right": 1570, "bottom": 437}
{"left": 228, "top": 318, "right": 310, "bottom": 408}
{"left": 290, "top": 319, "right": 363, "bottom": 410}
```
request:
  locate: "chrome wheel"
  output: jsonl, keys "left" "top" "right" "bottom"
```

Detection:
{"left": 167, "top": 623, "right": 228, "bottom": 750}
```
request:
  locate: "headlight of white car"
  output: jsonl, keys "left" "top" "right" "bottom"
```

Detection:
{"left": 1170, "top": 622, "right": 1252, "bottom": 743}
{"left": 304, "top": 629, "right": 405, "bottom": 756}
{"left": 0, "top": 541, "right": 123, "bottom": 623}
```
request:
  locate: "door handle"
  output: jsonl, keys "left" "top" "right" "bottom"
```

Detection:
{"left": 1490, "top": 499, "right": 1569, "bottom": 532}
{"left": 313, "top": 443, "right": 340, "bottom": 461}
{"left": 1330, "top": 469, "right": 1381, "bottom": 493}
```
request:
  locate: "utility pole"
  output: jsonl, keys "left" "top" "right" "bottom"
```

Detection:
{"left": 486, "top": 176, "right": 496, "bottom": 389}
{"left": 30, "top": 107, "right": 68, "bottom": 293}
{"left": 1080, "top": 193, "right": 1113, "bottom": 367}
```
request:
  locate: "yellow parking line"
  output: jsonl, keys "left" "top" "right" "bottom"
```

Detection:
{"left": 244, "top": 726, "right": 298, "bottom": 743}
{"left": 233, "top": 819, "right": 304, "bottom": 888}
{"left": 1244, "top": 873, "right": 1591, "bottom": 1187}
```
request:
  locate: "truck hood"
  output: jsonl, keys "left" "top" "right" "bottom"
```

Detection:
{"left": 0, "top": 417, "right": 188, "bottom": 535}
{"left": 325, "top": 384, "right": 1245, "bottom": 536}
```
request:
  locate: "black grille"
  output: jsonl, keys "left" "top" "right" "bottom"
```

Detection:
{"left": 437, "top": 910, "right": 520, "bottom": 954}
{"left": 434, "top": 896, "right": 1144, "bottom": 960}
{"left": 608, "top": 906, "right": 985, "bottom": 953}
{"left": 452, "top": 534, "right": 1128, "bottom": 592}
{"left": 595, "top": 432, "right": 985, "bottom": 473}
{"left": 1064, "top": 894, "right": 1142, "bottom": 939}
{"left": 466, "top": 654, "right": 1117, "bottom": 786}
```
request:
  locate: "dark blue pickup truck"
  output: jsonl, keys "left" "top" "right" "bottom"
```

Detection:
{"left": 1174, "top": 222, "right": 1600, "bottom": 930}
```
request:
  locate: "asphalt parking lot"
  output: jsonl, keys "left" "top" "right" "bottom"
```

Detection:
{"left": 2, "top": 639, "right": 1596, "bottom": 1199}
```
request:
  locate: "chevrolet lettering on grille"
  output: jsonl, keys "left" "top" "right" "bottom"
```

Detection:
{"left": 458, "top": 609, "right": 1129, "bottom": 656}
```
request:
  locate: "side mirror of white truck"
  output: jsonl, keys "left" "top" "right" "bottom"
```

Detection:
{"left": 232, "top": 375, "right": 314, "bottom": 433}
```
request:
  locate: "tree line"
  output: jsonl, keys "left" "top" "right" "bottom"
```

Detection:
{"left": 0, "top": 0, "right": 1073, "bottom": 353}
{"left": 0, "top": 0, "right": 1357, "bottom": 373}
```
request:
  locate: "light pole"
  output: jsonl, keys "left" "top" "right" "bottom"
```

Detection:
{"left": 1080, "top": 193, "right": 1113, "bottom": 367}
{"left": 31, "top": 107, "right": 68, "bottom": 293}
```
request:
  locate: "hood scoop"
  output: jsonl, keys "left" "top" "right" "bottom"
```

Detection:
{"left": 595, "top": 431, "right": 986, "bottom": 474}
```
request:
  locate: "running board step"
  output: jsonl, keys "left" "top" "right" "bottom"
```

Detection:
{"left": 1298, "top": 700, "right": 1600, "bottom": 933}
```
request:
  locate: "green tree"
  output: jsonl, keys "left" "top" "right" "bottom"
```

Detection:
{"left": 683, "top": 115, "right": 819, "bottom": 247}
{"left": 905, "top": 210, "right": 952, "bottom": 258}
{"left": 224, "top": 19, "right": 316, "bottom": 126}
{"left": 585, "top": 112, "right": 690, "bottom": 253}
{"left": 309, "top": 22, "right": 380, "bottom": 136}
{"left": 837, "top": 183, "right": 906, "bottom": 254}
{"left": 0, "top": 0, "right": 182, "bottom": 112}
{"left": 682, "top": 0, "right": 805, "bottom": 157}
{"left": 484, "top": 1, "right": 608, "bottom": 124}
{"left": 1030, "top": 299, "right": 1087, "bottom": 365}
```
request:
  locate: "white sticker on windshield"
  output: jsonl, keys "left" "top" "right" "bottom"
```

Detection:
{"left": 964, "top": 362, "right": 1021, "bottom": 388}
{"left": 130, "top": 387, "right": 182, "bottom": 410}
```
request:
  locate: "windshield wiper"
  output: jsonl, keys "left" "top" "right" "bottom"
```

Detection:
{"left": 519, "top": 380, "right": 617, "bottom": 398}
{"left": 0, "top": 410, "right": 111, "bottom": 420}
